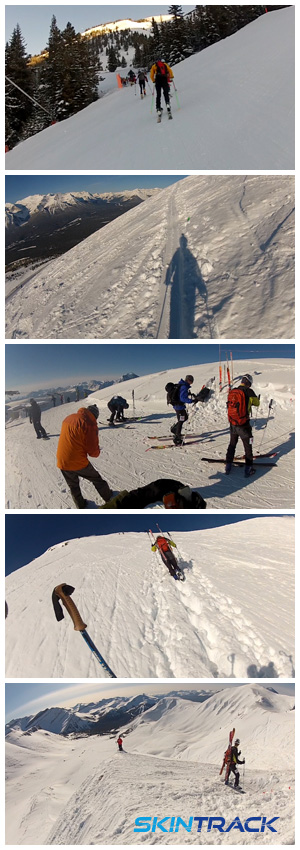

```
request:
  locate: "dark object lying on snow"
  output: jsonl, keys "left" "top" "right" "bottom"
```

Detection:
{"left": 100, "top": 479, "right": 206, "bottom": 509}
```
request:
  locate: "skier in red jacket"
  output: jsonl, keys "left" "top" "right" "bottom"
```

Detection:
{"left": 117, "top": 736, "right": 123, "bottom": 752}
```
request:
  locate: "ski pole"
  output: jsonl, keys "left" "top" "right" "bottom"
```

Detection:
{"left": 172, "top": 80, "right": 180, "bottom": 108}
{"left": 52, "top": 583, "right": 116, "bottom": 678}
{"left": 257, "top": 399, "right": 273, "bottom": 449}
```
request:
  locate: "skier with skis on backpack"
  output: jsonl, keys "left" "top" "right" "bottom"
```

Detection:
{"left": 151, "top": 534, "right": 180, "bottom": 579}
{"left": 29, "top": 398, "right": 48, "bottom": 440}
{"left": 166, "top": 375, "right": 196, "bottom": 445}
{"left": 107, "top": 396, "right": 129, "bottom": 426}
{"left": 56, "top": 405, "right": 113, "bottom": 508}
{"left": 225, "top": 738, "right": 245, "bottom": 788}
{"left": 150, "top": 59, "right": 174, "bottom": 121}
{"left": 137, "top": 70, "right": 148, "bottom": 97}
{"left": 117, "top": 735, "right": 123, "bottom": 752}
{"left": 225, "top": 374, "right": 260, "bottom": 477}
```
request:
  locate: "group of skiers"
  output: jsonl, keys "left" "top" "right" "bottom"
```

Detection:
{"left": 26, "top": 369, "right": 261, "bottom": 507}
{"left": 167, "top": 372, "right": 260, "bottom": 477}
{"left": 115, "top": 731, "right": 245, "bottom": 789}
{"left": 126, "top": 60, "right": 175, "bottom": 119}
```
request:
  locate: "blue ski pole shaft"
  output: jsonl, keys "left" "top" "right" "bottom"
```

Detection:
{"left": 172, "top": 80, "right": 180, "bottom": 109}
{"left": 81, "top": 630, "right": 116, "bottom": 678}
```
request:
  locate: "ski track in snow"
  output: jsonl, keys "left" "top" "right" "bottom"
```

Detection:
{"left": 5, "top": 519, "right": 294, "bottom": 679}
{"left": 5, "top": 175, "right": 295, "bottom": 340}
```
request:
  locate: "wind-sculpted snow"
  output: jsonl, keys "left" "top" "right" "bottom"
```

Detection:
{"left": 5, "top": 519, "right": 294, "bottom": 679}
{"left": 6, "top": 687, "right": 295, "bottom": 845}
{"left": 5, "top": 359, "right": 295, "bottom": 511}
{"left": 5, "top": 175, "right": 295, "bottom": 340}
{"left": 5, "top": 8, "right": 294, "bottom": 171}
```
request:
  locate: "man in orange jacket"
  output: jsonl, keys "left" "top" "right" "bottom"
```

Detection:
{"left": 56, "top": 404, "right": 113, "bottom": 508}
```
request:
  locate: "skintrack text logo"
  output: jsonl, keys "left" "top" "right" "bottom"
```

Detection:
{"left": 134, "top": 816, "right": 279, "bottom": 834}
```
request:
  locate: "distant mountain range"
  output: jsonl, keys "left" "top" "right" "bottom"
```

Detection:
{"left": 5, "top": 189, "right": 160, "bottom": 269}
{"left": 5, "top": 690, "right": 216, "bottom": 738}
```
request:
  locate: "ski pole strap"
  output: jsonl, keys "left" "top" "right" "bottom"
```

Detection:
{"left": 52, "top": 583, "right": 87, "bottom": 631}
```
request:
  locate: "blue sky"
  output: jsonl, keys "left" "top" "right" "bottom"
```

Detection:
{"left": 5, "top": 174, "right": 187, "bottom": 204}
{"left": 5, "top": 343, "right": 295, "bottom": 393}
{"left": 6, "top": 5, "right": 195, "bottom": 56}
{"left": 5, "top": 682, "right": 295, "bottom": 722}
{"left": 6, "top": 514, "right": 273, "bottom": 576}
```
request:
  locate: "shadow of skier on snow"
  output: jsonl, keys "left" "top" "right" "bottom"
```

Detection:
{"left": 247, "top": 661, "right": 278, "bottom": 678}
{"left": 163, "top": 234, "right": 216, "bottom": 339}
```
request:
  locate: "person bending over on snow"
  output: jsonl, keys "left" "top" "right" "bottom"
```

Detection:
{"left": 29, "top": 398, "right": 48, "bottom": 439}
{"left": 225, "top": 374, "right": 260, "bottom": 478}
{"left": 225, "top": 738, "right": 245, "bottom": 787}
{"left": 99, "top": 478, "right": 206, "bottom": 509}
{"left": 151, "top": 535, "right": 179, "bottom": 578}
{"left": 168, "top": 374, "right": 195, "bottom": 446}
{"left": 117, "top": 736, "right": 123, "bottom": 752}
{"left": 137, "top": 70, "right": 147, "bottom": 97}
{"left": 56, "top": 405, "right": 113, "bottom": 509}
{"left": 107, "top": 396, "right": 129, "bottom": 426}
{"left": 150, "top": 59, "right": 174, "bottom": 118}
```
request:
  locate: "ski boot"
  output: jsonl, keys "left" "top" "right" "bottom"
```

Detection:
{"left": 245, "top": 465, "right": 255, "bottom": 478}
{"left": 108, "top": 421, "right": 115, "bottom": 427}
{"left": 225, "top": 462, "right": 232, "bottom": 475}
{"left": 173, "top": 437, "right": 183, "bottom": 447}
{"left": 167, "top": 105, "right": 172, "bottom": 120}
{"left": 157, "top": 109, "right": 162, "bottom": 123}
{"left": 72, "top": 495, "right": 88, "bottom": 509}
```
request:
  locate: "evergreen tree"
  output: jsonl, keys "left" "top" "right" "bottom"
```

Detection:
{"left": 5, "top": 24, "right": 34, "bottom": 147}
{"left": 107, "top": 45, "right": 118, "bottom": 72}
{"left": 168, "top": 5, "right": 184, "bottom": 19}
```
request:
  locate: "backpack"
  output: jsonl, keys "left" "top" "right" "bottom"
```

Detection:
{"left": 156, "top": 61, "right": 167, "bottom": 77}
{"left": 165, "top": 382, "right": 181, "bottom": 406}
{"left": 227, "top": 387, "right": 248, "bottom": 426}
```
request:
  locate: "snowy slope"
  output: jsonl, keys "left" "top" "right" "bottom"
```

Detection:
{"left": 5, "top": 518, "right": 294, "bottom": 678}
{"left": 5, "top": 686, "right": 295, "bottom": 845}
{"left": 5, "top": 8, "right": 294, "bottom": 170}
{"left": 5, "top": 358, "right": 295, "bottom": 510}
{"left": 5, "top": 175, "right": 295, "bottom": 340}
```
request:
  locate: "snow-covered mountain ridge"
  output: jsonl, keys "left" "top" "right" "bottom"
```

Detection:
{"left": 5, "top": 519, "right": 294, "bottom": 678}
{"left": 5, "top": 189, "right": 160, "bottom": 228}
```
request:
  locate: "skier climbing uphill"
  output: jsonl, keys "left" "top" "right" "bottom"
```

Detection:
{"left": 117, "top": 736, "right": 123, "bottom": 752}
{"left": 137, "top": 70, "right": 147, "bottom": 97}
{"left": 225, "top": 374, "right": 260, "bottom": 477}
{"left": 56, "top": 405, "right": 113, "bottom": 508}
{"left": 166, "top": 374, "right": 195, "bottom": 445}
{"left": 151, "top": 534, "right": 181, "bottom": 579}
{"left": 225, "top": 738, "right": 245, "bottom": 788}
{"left": 150, "top": 59, "right": 174, "bottom": 121}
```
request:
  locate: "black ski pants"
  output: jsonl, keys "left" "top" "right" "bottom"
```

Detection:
{"left": 61, "top": 462, "right": 112, "bottom": 507}
{"left": 156, "top": 77, "right": 170, "bottom": 111}
{"left": 171, "top": 409, "right": 188, "bottom": 440}
{"left": 139, "top": 80, "right": 146, "bottom": 94}
{"left": 160, "top": 549, "right": 178, "bottom": 578}
{"left": 226, "top": 423, "right": 253, "bottom": 467}
{"left": 32, "top": 418, "right": 47, "bottom": 439}
{"left": 225, "top": 764, "right": 240, "bottom": 787}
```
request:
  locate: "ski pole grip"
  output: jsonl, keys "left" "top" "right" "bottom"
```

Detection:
{"left": 54, "top": 584, "right": 87, "bottom": 631}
